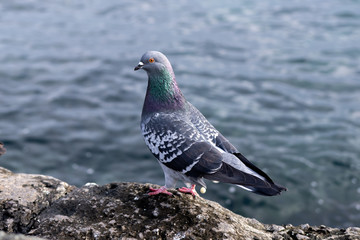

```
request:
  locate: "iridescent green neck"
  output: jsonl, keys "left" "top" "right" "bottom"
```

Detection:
{"left": 143, "top": 68, "right": 185, "bottom": 116}
{"left": 147, "top": 68, "right": 176, "bottom": 102}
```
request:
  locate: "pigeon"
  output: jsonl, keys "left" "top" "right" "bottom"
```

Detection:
{"left": 134, "top": 51, "right": 286, "bottom": 197}
{"left": 0, "top": 142, "right": 6, "bottom": 157}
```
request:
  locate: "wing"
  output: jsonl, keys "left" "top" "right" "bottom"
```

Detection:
{"left": 186, "top": 102, "right": 238, "bottom": 153}
{"left": 141, "top": 112, "right": 223, "bottom": 178}
{"left": 186, "top": 103, "right": 286, "bottom": 195}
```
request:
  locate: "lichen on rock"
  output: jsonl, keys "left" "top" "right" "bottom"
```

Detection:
{"left": 0, "top": 167, "right": 75, "bottom": 233}
{"left": 29, "top": 182, "right": 274, "bottom": 239}
{"left": 0, "top": 166, "right": 359, "bottom": 240}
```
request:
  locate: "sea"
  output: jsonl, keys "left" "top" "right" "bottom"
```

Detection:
{"left": 0, "top": 0, "right": 359, "bottom": 228}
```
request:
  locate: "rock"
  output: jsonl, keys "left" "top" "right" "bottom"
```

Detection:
{"left": 0, "top": 166, "right": 359, "bottom": 240}
{"left": 270, "top": 224, "right": 360, "bottom": 240}
{"left": 0, "top": 167, "right": 75, "bottom": 233}
{"left": 30, "top": 182, "right": 273, "bottom": 240}
{"left": 0, "top": 231, "right": 45, "bottom": 240}
{"left": 29, "top": 182, "right": 360, "bottom": 240}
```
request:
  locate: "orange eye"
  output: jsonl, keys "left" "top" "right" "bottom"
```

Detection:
{"left": 149, "top": 58, "right": 155, "bottom": 63}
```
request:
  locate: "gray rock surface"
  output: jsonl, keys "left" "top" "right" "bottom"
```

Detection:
{"left": 0, "top": 167, "right": 75, "bottom": 233}
{"left": 30, "top": 182, "right": 273, "bottom": 239}
{"left": 0, "top": 231, "right": 45, "bottom": 240}
{"left": 0, "top": 166, "right": 359, "bottom": 240}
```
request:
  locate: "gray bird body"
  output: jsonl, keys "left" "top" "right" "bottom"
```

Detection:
{"left": 135, "top": 51, "right": 286, "bottom": 196}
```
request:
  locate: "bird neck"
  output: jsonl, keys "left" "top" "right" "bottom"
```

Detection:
{"left": 142, "top": 68, "right": 185, "bottom": 116}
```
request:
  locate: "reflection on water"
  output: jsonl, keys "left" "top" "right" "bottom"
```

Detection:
{"left": 0, "top": 0, "right": 359, "bottom": 227}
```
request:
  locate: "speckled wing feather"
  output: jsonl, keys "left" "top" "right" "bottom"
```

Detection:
{"left": 187, "top": 103, "right": 238, "bottom": 153}
{"left": 186, "top": 103, "right": 286, "bottom": 195}
{"left": 141, "top": 112, "right": 223, "bottom": 178}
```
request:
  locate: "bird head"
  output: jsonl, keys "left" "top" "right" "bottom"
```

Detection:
{"left": 134, "top": 51, "right": 174, "bottom": 77}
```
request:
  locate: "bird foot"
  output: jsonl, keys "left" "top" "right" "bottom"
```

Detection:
{"left": 148, "top": 186, "right": 173, "bottom": 196}
{"left": 178, "top": 185, "right": 198, "bottom": 197}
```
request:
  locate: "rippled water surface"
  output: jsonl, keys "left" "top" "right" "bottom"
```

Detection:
{"left": 1, "top": 0, "right": 360, "bottom": 228}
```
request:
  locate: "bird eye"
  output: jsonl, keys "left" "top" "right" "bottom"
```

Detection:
{"left": 149, "top": 58, "right": 155, "bottom": 63}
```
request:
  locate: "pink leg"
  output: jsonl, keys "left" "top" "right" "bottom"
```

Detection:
{"left": 178, "top": 184, "right": 198, "bottom": 197}
{"left": 148, "top": 186, "right": 172, "bottom": 196}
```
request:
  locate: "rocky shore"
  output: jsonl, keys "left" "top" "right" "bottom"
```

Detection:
{"left": 0, "top": 166, "right": 359, "bottom": 240}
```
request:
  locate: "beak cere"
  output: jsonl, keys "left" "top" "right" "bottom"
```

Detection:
{"left": 134, "top": 62, "right": 144, "bottom": 71}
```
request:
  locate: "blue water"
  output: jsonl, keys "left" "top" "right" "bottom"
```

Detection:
{"left": 1, "top": 0, "right": 359, "bottom": 228}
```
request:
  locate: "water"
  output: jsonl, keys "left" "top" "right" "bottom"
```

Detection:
{"left": 1, "top": 0, "right": 359, "bottom": 228}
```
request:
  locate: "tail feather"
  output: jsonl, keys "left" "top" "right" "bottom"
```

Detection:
{"left": 203, "top": 161, "right": 287, "bottom": 196}
{"left": 233, "top": 153, "right": 275, "bottom": 184}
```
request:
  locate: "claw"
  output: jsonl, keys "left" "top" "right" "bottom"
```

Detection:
{"left": 148, "top": 186, "right": 172, "bottom": 196}
{"left": 178, "top": 184, "right": 198, "bottom": 197}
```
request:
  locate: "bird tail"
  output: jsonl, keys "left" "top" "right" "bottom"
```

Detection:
{"left": 203, "top": 153, "right": 287, "bottom": 196}
{"left": 0, "top": 142, "right": 5, "bottom": 157}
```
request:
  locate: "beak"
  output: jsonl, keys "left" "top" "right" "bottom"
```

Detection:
{"left": 134, "top": 62, "right": 144, "bottom": 71}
